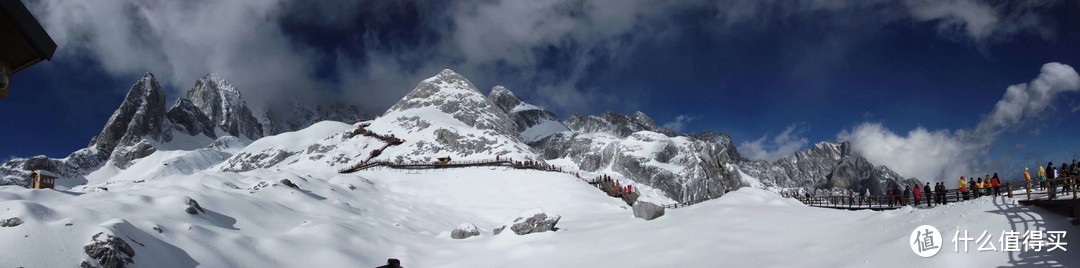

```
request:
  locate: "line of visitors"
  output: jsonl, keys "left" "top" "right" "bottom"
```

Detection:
{"left": 1024, "top": 160, "right": 1078, "bottom": 199}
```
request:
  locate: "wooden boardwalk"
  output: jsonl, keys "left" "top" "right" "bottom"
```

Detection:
{"left": 337, "top": 159, "right": 572, "bottom": 174}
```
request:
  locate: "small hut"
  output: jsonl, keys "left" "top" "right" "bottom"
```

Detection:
{"left": 30, "top": 170, "right": 57, "bottom": 189}
{"left": 436, "top": 156, "right": 452, "bottom": 165}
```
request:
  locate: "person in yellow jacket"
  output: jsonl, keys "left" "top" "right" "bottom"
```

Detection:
{"left": 1038, "top": 166, "right": 1047, "bottom": 191}
{"left": 1024, "top": 167, "right": 1031, "bottom": 190}
{"left": 958, "top": 176, "right": 969, "bottom": 200}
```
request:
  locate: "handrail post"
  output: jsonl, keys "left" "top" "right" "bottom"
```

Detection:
{"left": 1072, "top": 176, "right": 1077, "bottom": 200}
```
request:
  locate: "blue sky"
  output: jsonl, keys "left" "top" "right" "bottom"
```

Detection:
{"left": 3, "top": 0, "right": 1080, "bottom": 181}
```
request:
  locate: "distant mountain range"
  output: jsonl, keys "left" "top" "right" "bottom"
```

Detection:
{"left": 1, "top": 69, "right": 917, "bottom": 201}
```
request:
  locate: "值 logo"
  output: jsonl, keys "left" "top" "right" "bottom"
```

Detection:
{"left": 910, "top": 225, "right": 942, "bottom": 257}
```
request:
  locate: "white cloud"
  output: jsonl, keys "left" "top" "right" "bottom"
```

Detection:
{"left": 840, "top": 63, "right": 1080, "bottom": 182}
{"left": 738, "top": 124, "right": 809, "bottom": 162}
{"left": 27, "top": 0, "right": 321, "bottom": 112}
{"left": 661, "top": 115, "right": 696, "bottom": 133}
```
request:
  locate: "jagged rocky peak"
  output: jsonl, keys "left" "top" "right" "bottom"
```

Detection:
{"left": 486, "top": 85, "right": 569, "bottom": 142}
{"left": 386, "top": 69, "right": 520, "bottom": 139}
{"left": 488, "top": 85, "right": 522, "bottom": 114}
{"left": 184, "top": 73, "right": 263, "bottom": 139}
{"left": 632, "top": 111, "right": 658, "bottom": 130}
{"left": 565, "top": 110, "right": 673, "bottom": 138}
{"left": 166, "top": 98, "right": 216, "bottom": 138}
{"left": 88, "top": 72, "right": 167, "bottom": 154}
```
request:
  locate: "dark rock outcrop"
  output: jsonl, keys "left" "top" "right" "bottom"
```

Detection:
{"left": 280, "top": 179, "right": 300, "bottom": 189}
{"left": 166, "top": 98, "right": 217, "bottom": 138}
{"left": 185, "top": 73, "right": 264, "bottom": 140}
{"left": 0, "top": 217, "right": 23, "bottom": 227}
{"left": 185, "top": 198, "right": 205, "bottom": 215}
{"left": 82, "top": 232, "right": 135, "bottom": 268}
{"left": 493, "top": 210, "right": 561, "bottom": 235}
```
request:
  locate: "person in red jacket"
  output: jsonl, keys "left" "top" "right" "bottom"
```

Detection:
{"left": 913, "top": 185, "right": 922, "bottom": 206}
{"left": 626, "top": 184, "right": 633, "bottom": 194}
{"left": 990, "top": 173, "right": 1001, "bottom": 196}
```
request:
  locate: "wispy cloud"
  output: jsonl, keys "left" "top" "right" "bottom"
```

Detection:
{"left": 662, "top": 115, "right": 697, "bottom": 133}
{"left": 738, "top": 123, "right": 810, "bottom": 162}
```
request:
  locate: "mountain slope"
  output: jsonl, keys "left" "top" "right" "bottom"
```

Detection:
{"left": 487, "top": 85, "right": 569, "bottom": 143}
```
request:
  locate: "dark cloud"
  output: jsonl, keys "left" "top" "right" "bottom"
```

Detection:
{"left": 25, "top": 0, "right": 1067, "bottom": 116}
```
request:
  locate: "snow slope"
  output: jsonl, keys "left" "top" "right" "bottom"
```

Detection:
{"left": 2, "top": 165, "right": 1076, "bottom": 267}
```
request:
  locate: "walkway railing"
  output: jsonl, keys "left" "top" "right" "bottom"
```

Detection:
{"left": 788, "top": 176, "right": 1078, "bottom": 210}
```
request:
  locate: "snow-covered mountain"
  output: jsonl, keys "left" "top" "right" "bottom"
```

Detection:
{"left": 737, "top": 141, "right": 918, "bottom": 196}
{"left": 2, "top": 69, "right": 910, "bottom": 201}
{"left": 2, "top": 68, "right": 1076, "bottom": 267}
{"left": 1, "top": 73, "right": 367, "bottom": 187}
{"left": 370, "top": 69, "right": 538, "bottom": 162}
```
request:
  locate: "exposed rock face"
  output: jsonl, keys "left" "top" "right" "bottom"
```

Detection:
{"left": 185, "top": 73, "right": 264, "bottom": 140}
{"left": 736, "top": 141, "right": 913, "bottom": 195}
{"left": 535, "top": 117, "right": 742, "bottom": 202}
{"left": 632, "top": 201, "right": 665, "bottom": 220}
{"left": 451, "top": 223, "right": 481, "bottom": 239}
{"left": 0, "top": 217, "right": 23, "bottom": 227}
{"left": 166, "top": 98, "right": 216, "bottom": 138}
{"left": 82, "top": 232, "right": 135, "bottom": 268}
{"left": 90, "top": 73, "right": 167, "bottom": 155}
{"left": 493, "top": 210, "right": 561, "bottom": 235}
{"left": 487, "top": 86, "right": 569, "bottom": 143}
{"left": 87, "top": 73, "right": 169, "bottom": 168}
{"left": 565, "top": 111, "right": 675, "bottom": 138}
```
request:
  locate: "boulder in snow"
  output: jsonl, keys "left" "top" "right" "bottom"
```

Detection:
{"left": 493, "top": 209, "right": 561, "bottom": 235}
{"left": 0, "top": 217, "right": 23, "bottom": 227}
{"left": 451, "top": 223, "right": 481, "bottom": 239}
{"left": 81, "top": 232, "right": 135, "bottom": 268}
{"left": 280, "top": 179, "right": 300, "bottom": 189}
{"left": 632, "top": 201, "right": 665, "bottom": 220}
{"left": 185, "top": 198, "right": 205, "bottom": 215}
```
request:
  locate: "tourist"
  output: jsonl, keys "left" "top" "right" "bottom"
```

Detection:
{"left": 923, "top": 182, "right": 932, "bottom": 207}
{"left": 990, "top": 173, "right": 1001, "bottom": 196}
{"left": 959, "top": 176, "right": 968, "bottom": 201}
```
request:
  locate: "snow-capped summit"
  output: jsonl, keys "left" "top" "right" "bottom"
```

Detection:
{"left": 369, "top": 69, "right": 537, "bottom": 162}
{"left": 185, "top": 73, "right": 263, "bottom": 140}
{"left": 384, "top": 69, "right": 518, "bottom": 139}
{"left": 487, "top": 85, "right": 569, "bottom": 143}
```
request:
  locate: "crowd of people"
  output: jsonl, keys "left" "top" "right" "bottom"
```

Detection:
{"left": 792, "top": 160, "right": 1080, "bottom": 208}
{"left": 589, "top": 174, "right": 638, "bottom": 205}
{"left": 1023, "top": 160, "right": 1078, "bottom": 199}
{"left": 512, "top": 160, "right": 564, "bottom": 172}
